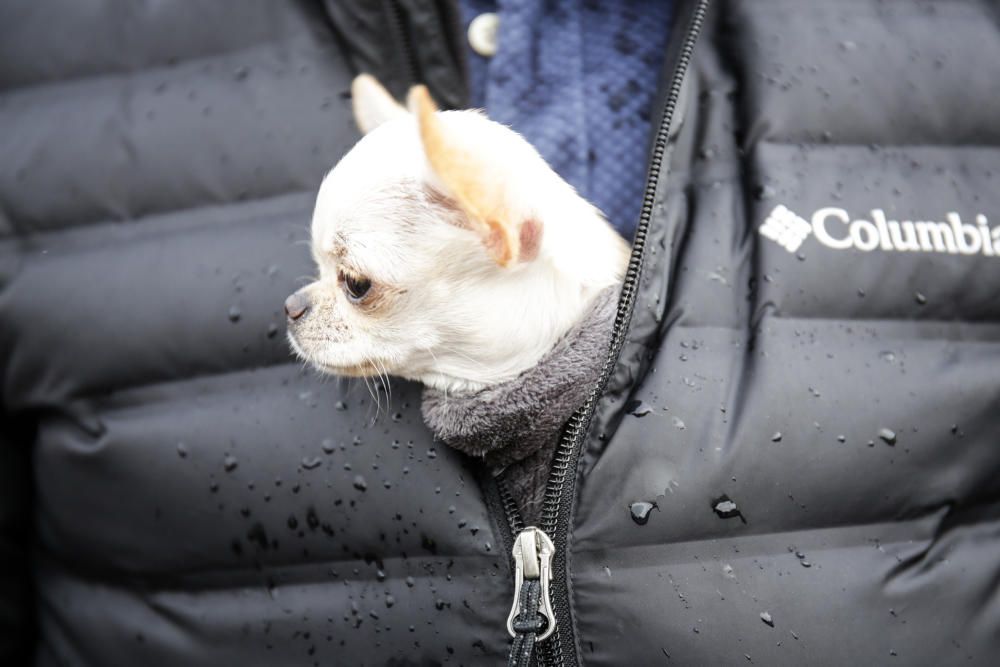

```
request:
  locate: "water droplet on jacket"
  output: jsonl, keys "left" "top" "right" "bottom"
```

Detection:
{"left": 836, "top": 435, "right": 846, "bottom": 443}
{"left": 753, "top": 184, "right": 776, "bottom": 200}
{"left": 247, "top": 523, "right": 269, "bottom": 550}
{"left": 392, "top": 412, "right": 403, "bottom": 422}
{"left": 712, "top": 495, "right": 743, "bottom": 520}
{"left": 914, "top": 292, "right": 927, "bottom": 305}
{"left": 266, "top": 323, "right": 279, "bottom": 339}
{"left": 626, "top": 399, "right": 653, "bottom": 417}
{"left": 224, "top": 454, "right": 238, "bottom": 472}
{"left": 335, "top": 401, "right": 347, "bottom": 411}
{"left": 760, "top": 611, "right": 774, "bottom": 627}
{"left": 177, "top": 442, "right": 189, "bottom": 458}
{"left": 301, "top": 456, "right": 322, "bottom": 470}
{"left": 353, "top": 475, "right": 368, "bottom": 491}
{"left": 771, "top": 432, "right": 783, "bottom": 442}
{"left": 321, "top": 439, "right": 335, "bottom": 454}
{"left": 228, "top": 305, "right": 242, "bottom": 322}
{"left": 878, "top": 428, "right": 897, "bottom": 445}
{"left": 405, "top": 576, "right": 415, "bottom": 587}
{"left": 385, "top": 594, "right": 395, "bottom": 608}
{"left": 434, "top": 599, "right": 447, "bottom": 610}
{"left": 672, "top": 416, "right": 686, "bottom": 430}
{"left": 880, "top": 350, "right": 895, "bottom": 363}
{"left": 629, "top": 501, "right": 657, "bottom": 525}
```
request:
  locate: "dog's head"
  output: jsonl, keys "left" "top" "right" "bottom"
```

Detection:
{"left": 286, "top": 76, "right": 628, "bottom": 392}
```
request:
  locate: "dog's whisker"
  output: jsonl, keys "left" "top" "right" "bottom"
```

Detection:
{"left": 374, "top": 358, "right": 393, "bottom": 414}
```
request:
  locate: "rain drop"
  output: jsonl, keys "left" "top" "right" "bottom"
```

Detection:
{"left": 753, "top": 184, "right": 777, "bottom": 201}
{"left": 626, "top": 400, "right": 653, "bottom": 417}
{"left": 878, "top": 428, "right": 897, "bottom": 446}
{"left": 712, "top": 494, "right": 745, "bottom": 522}
{"left": 228, "top": 305, "right": 242, "bottom": 322}
{"left": 760, "top": 611, "right": 774, "bottom": 627}
{"left": 629, "top": 501, "right": 657, "bottom": 525}
{"left": 353, "top": 475, "right": 368, "bottom": 491}
{"left": 224, "top": 454, "right": 238, "bottom": 472}
{"left": 714, "top": 498, "right": 739, "bottom": 516}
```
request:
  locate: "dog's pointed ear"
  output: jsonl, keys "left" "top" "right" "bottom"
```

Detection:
{"left": 407, "top": 85, "right": 539, "bottom": 267}
{"left": 351, "top": 74, "right": 408, "bottom": 134}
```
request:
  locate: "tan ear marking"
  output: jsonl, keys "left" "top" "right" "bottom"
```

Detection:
{"left": 407, "top": 85, "right": 521, "bottom": 267}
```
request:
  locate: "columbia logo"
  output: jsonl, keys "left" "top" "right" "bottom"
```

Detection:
{"left": 759, "top": 205, "right": 812, "bottom": 252}
{"left": 759, "top": 204, "right": 1000, "bottom": 257}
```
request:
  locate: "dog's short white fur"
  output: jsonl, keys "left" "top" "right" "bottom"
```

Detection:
{"left": 287, "top": 75, "right": 629, "bottom": 394}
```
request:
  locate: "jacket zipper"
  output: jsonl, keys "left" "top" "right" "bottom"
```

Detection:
{"left": 498, "top": 1, "right": 711, "bottom": 664}
{"left": 387, "top": 0, "right": 419, "bottom": 85}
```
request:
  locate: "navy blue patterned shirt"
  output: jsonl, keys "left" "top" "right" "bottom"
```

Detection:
{"left": 459, "top": 0, "right": 673, "bottom": 239}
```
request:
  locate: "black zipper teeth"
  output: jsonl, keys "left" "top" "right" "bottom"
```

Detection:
{"left": 497, "top": 1, "right": 711, "bottom": 664}
{"left": 497, "top": 476, "right": 525, "bottom": 534}
{"left": 388, "top": 0, "right": 419, "bottom": 85}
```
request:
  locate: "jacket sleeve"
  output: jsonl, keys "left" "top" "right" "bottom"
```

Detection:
{"left": 0, "top": 424, "right": 32, "bottom": 663}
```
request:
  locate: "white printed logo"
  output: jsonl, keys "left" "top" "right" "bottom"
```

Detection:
{"left": 759, "top": 205, "right": 813, "bottom": 252}
{"left": 760, "top": 205, "right": 1000, "bottom": 257}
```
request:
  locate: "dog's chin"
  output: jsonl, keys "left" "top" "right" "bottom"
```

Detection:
{"left": 288, "top": 332, "right": 386, "bottom": 378}
{"left": 315, "top": 360, "right": 382, "bottom": 377}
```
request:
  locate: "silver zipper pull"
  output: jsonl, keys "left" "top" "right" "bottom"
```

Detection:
{"left": 506, "top": 526, "right": 556, "bottom": 641}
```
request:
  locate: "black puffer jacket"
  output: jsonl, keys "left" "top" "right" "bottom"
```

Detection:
{"left": 2, "top": 1, "right": 998, "bottom": 665}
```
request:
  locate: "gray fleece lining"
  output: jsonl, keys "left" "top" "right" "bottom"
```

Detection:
{"left": 421, "top": 287, "right": 617, "bottom": 521}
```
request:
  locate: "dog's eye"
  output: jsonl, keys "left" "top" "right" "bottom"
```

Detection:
{"left": 342, "top": 273, "right": 372, "bottom": 303}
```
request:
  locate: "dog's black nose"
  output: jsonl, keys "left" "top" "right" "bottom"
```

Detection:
{"left": 284, "top": 290, "right": 311, "bottom": 321}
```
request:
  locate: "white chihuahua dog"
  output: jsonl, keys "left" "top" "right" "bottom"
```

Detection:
{"left": 286, "top": 75, "right": 629, "bottom": 396}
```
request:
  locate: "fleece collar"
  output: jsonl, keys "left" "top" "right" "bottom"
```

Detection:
{"left": 421, "top": 288, "right": 617, "bottom": 475}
